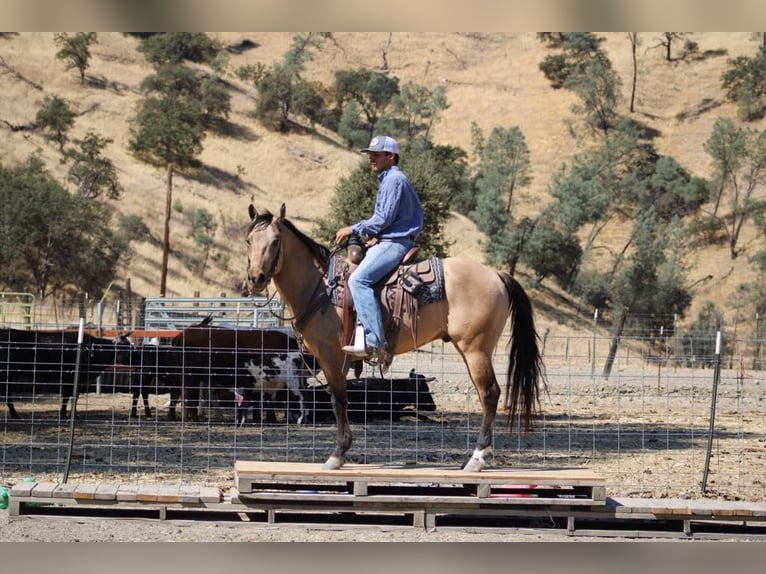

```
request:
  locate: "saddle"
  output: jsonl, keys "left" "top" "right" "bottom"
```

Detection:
{"left": 326, "top": 248, "right": 445, "bottom": 360}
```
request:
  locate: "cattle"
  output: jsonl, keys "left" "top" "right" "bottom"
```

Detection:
{"left": 236, "top": 350, "right": 311, "bottom": 425}
{"left": 111, "top": 341, "right": 181, "bottom": 419}
{"left": 300, "top": 369, "right": 437, "bottom": 424}
{"left": 0, "top": 327, "right": 132, "bottom": 419}
{"left": 169, "top": 319, "right": 318, "bottom": 423}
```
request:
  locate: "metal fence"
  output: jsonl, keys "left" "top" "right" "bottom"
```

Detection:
{"left": 1, "top": 299, "right": 764, "bottom": 502}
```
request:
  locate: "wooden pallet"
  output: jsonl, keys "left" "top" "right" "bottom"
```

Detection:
{"left": 234, "top": 461, "right": 607, "bottom": 528}
{"left": 8, "top": 480, "right": 222, "bottom": 520}
{"left": 235, "top": 461, "right": 607, "bottom": 500}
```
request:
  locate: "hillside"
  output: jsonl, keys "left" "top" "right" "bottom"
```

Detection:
{"left": 1, "top": 32, "right": 765, "bottom": 334}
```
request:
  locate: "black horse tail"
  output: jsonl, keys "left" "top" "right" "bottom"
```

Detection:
{"left": 498, "top": 272, "right": 547, "bottom": 432}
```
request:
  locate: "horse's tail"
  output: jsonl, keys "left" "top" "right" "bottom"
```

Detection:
{"left": 498, "top": 272, "right": 547, "bottom": 432}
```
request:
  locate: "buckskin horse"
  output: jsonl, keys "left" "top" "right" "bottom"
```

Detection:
{"left": 244, "top": 203, "right": 546, "bottom": 471}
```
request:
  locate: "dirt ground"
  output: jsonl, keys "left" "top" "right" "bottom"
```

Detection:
{"left": 1, "top": 509, "right": 592, "bottom": 542}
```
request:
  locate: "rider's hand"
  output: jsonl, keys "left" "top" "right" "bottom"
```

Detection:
{"left": 334, "top": 226, "right": 352, "bottom": 245}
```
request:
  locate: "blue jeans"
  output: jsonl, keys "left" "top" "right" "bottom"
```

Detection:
{"left": 347, "top": 239, "right": 411, "bottom": 350}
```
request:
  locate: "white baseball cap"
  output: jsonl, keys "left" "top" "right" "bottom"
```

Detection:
{"left": 361, "top": 135, "right": 399, "bottom": 154}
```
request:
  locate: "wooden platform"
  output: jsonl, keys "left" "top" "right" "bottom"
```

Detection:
{"left": 233, "top": 461, "right": 607, "bottom": 529}
{"left": 7, "top": 463, "right": 766, "bottom": 538}
{"left": 235, "top": 461, "right": 607, "bottom": 501}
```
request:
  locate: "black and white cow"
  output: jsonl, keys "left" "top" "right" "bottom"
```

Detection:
{"left": 238, "top": 350, "right": 310, "bottom": 425}
{"left": 0, "top": 327, "right": 132, "bottom": 419}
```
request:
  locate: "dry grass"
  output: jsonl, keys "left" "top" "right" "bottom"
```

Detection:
{"left": 2, "top": 32, "right": 766, "bottom": 333}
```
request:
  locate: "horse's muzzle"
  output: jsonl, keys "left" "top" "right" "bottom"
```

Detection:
{"left": 246, "top": 272, "right": 269, "bottom": 294}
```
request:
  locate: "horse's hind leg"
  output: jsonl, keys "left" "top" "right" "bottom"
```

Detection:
{"left": 459, "top": 348, "right": 502, "bottom": 472}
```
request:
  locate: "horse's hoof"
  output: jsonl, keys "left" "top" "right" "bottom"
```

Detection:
{"left": 462, "top": 456, "right": 486, "bottom": 472}
{"left": 322, "top": 456, "right": 345, "bottom": 470}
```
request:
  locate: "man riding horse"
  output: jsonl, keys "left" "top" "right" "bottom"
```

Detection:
{"left": 334, "top": 135, "right": 423, "bottom": 366}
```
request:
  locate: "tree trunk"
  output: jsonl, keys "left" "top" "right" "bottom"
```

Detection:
{"left": 602, "top": 311, "right": 628, "bottom": 380}
{"left": 629, "top": 33, "right": 638, "bottom": 113}
{"left": 160, "top": 163, "right": 173, "bottom": 297}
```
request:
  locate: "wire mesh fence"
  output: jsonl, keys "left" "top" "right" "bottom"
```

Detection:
{"left": 1, "top": 298, "right": 764, "bottom": 502}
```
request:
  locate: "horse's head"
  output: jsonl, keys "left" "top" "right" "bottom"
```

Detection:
{"left": 245, "top": 203, "right": 285, "bottom": 294}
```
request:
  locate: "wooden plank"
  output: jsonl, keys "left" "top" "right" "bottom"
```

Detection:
{"left": 95, "top": 483, "right": 120, "bottom": 501}
{"left": 73, "top": 483, "right": 99, "bottom": 500}
{"left": 235, "top": 461, "right": 606, "bottom": 486}
{"left": 179, "top": 484, "right": 201, "bottom": 504}
{"left": 30, "top": 481, "right": 58, "bottom": 498}
{"left": 157, "top": 484, "right": 181, "bottom": 503}
{"left": 9, "top": 481, "right": 36, "bottom": 497}
{"left": 116, "top": 484, "right": 138, "bottom": 502}
{"left": 136, "top": 484, "right": 159, "bottom": 502}
{"left": 52, "top": 483, "right": 78, "bottom": 499}
{"left": 199, "top": 486, "right": 221, "bottom": 504}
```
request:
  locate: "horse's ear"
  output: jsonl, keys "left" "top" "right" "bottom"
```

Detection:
{"left": 248, "top": 203, "right": 257, "bottom": 221}
{"left": 278, "top": 203, "right": 286, "bottom": 222}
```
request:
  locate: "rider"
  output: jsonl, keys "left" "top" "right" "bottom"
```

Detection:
{"left": 335, "top": 135, "right": 424, "bottom": 362}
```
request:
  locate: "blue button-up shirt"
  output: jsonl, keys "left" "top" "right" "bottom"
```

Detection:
{"left": 351, "top": 166, "right": 424, "bottom": 241}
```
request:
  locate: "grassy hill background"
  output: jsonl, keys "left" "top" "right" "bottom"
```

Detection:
{"left": 2, "top": 32, "right": 765, "bottom": 335}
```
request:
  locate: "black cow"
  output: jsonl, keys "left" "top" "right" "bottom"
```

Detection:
{"left": 0, "top": 327, "right": 132, "bottom": 419}
{"left": 300, "top": 369, "right": 437, "bottom": 424}
{"left": 103, "top": 342, "right": 181, "bottom": 419}
{"left": 169, "top": 320, "right": 318, "bottom": 423}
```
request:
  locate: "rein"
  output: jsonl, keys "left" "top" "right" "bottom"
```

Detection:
{"left": 293, "top": 277, "right": 330, "bottom": 333}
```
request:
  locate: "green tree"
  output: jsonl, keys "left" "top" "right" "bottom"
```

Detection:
{"left": 704, "top": 118, "right": 766, "bottom": 258}
{"left": 129, "top": 65, "right": 205, "bottom": 167}
{"left": 54, "top": 32, "right": 97, "bottom": 84}
{"left": 0, "top": 155, "right": 122, "bottom": 298}
{"left": 474, "top": 126, "right": 532, "bottom": 214}
{"left": 519, "top": 216, "right": 581, "bottom": 287}
{"left": 64, "top": 130, "right": 122, "bottom": 200}
{"left": 387, "top": 81, "right": 448, "bottom": 144}
{"left": 254, "top": 33, "right": 326, "bottom": 132}
{"left": 200, "top": 76, "right": 232, "bottom": 127}
{"left": 721, "top": 48, "right": 766, "bottom": 121}
{"left": 527, "top": 119, "right": 703, "bottom": 326}
{"left": 137, "top": 33, "right": 220, "bottom": 68}
{"left": 538, "top": 32, "right": 621, "bottom": 137}
{"left": 538, "top": 32, "right": 608, "bottom": 89}
{"left": 337, "top": 100, "right": 370, "bottom": 149}
{"left": 334, "top": 68, "right": 399, "bottom": 144}
{"left": 565, "top": 58, "right": 622, "bottom": 138}
{"left": 36, "top": 94, "right": 75, "bottom": 152}
{"left": 657, "top": 32, "right": 690, "bottom": 62}
{"left": 129, "top": 63, "right": 208, "bottom": 296}
{"left": 186, "top": 207, "right": 218, "bottom": 277}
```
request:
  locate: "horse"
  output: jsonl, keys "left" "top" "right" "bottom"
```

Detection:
{"left": 244, "top": 203, "right": 546, "bottom": 472}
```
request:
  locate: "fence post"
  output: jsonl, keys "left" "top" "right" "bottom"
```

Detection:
{"left": 63, "top": 317, "right": 86, "bottom": 484}
{"left": 701, "top": 330, "right": 722, "bottom": 494}
{"left": 591, "top": 309, "right": 598, "bottom": 379}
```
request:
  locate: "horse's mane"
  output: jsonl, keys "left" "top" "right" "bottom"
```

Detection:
{"left": 251, "top": 210, "right": 331, "bottom": 271}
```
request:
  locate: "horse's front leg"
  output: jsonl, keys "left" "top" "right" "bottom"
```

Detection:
{"left": 323, "top": 376, "right": 352, "bottom": 470}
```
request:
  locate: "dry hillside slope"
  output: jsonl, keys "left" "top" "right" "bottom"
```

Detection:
{"left": 1, "top": 32, "right": 765, "bottom": 335}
